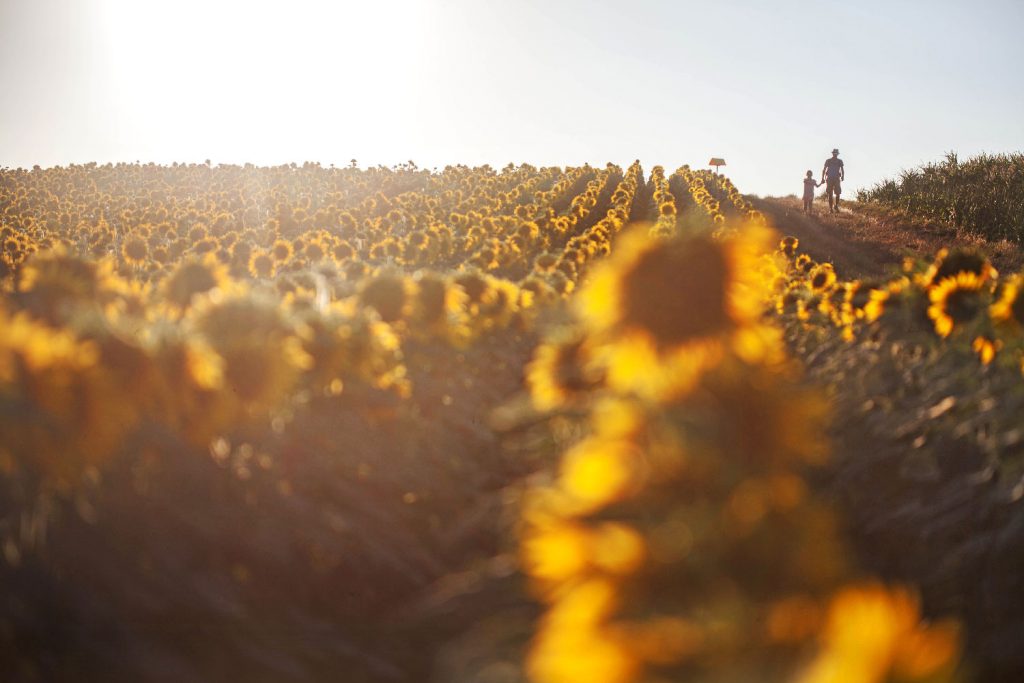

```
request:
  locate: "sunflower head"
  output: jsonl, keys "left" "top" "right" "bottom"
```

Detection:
{"left": 332, "top": 240, "right": 355, "bottom": 262}
{"left": 527, "top": 332, "right": 603, "bottom": 410}
{"left": 16, "top": 249, "right": 112, "bottom": 324}
{"left": 580, "top": 230, "right": 759, "bottom": 348}
{"left": 304, "top": 240, "right": 326, "bottom": 263}
{"left": 121, "top": 236, "right": 149, "bottom": 267}
{"left": 534, "top": 252, "right": 559, "bottom": 273}
{"left": 990, "top": 274, "right": 1024, "bottom": 330}
{"left": 808, "top": 263, "right": 837, "bottom": 293}
{"left": 271, "top": 239, "right": 294, "bottom": 263}
{"left": 162, "top": 255, "right": 228, "bottom": 311}
{"left": 454, "top": 271, "right": 493, "bottom": 306}
{"left": 927, "top": 272, "right": 988, "bottom": 338}
{"left": 343, "top": 260, "right": 369, "bottom": 282}
{"left": 924, "top": 247, "right": 997, "bottom": 286}
{"left": 248, "top": 250, "right": 276, "bottom": 279}
{"left": 195, "top": 293, "right": 311, "bottom": 409}
{"left": 359, "top": 271, "right": 412, "bottom": 323}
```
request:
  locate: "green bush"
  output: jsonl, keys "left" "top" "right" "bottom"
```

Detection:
{"left": 857, "top": 152, "right": 1024, "bottom": 242}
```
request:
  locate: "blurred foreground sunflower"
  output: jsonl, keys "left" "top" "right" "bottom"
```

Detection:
{"left": 927, "top": 272, "right": 988, "bottom": 338}
{"left": 577, "top": 225, "right": 781, "bottom": 399}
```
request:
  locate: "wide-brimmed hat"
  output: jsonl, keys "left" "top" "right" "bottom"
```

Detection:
{"left": 831, "top": 148, "right": 840, "bottom": 154}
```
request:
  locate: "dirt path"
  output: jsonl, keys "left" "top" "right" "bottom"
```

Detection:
{"left": 752, "top": 196, "right": 903, "bottom": 280}
{"left": 752, "top": 196, "right": 1024, "bottom": 281}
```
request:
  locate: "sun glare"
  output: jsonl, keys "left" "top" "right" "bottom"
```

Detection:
{"left": 96, "top": 0, "right": 429, "bottom": 164}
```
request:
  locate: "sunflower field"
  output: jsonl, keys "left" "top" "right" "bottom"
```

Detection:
{"left": 0, "top": 160, "right": 1003, "bottom": 682}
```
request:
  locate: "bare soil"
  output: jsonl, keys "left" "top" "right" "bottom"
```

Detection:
{"left": 752, "top": 196, "right": 1024, "bottom": 280}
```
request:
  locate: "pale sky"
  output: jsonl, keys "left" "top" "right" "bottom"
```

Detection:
{"left": 1, "top": 0, "right": 1022, "bottom": 197}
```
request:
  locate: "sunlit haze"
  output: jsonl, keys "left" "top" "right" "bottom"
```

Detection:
{"left": 1, "top": 0, "right": 1022, "bottom": 196}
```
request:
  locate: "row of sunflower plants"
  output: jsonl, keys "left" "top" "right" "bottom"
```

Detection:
{"left": 0, "top": 161, "right": 646, "bottom": 680}
{"left": 771, "top": 237, "right": 1024, "bottom": 679}
{"left": 518, "top": 194, "right": 963, "bottom": 682}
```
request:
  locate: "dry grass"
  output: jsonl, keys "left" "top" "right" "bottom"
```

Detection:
{"left": 760, "top": 196, "right": 1024, "bottom": 278}
{"left": 845, "top": 200, "right": 1024, "bottom": 274}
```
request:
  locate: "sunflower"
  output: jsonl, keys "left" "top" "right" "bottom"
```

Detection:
{"left": 797, "top": 584, "right": 960, "bottom": 683}
{"left": 343, "top": 260, "right": 369, "bottom": 281}
{"left": 187, "top": 223, "right": 209, "bottom": 242}
{"left": 972, "top": 336, "right": 1001, "bottom": 365}
{"left": 151, "top": 245, "right": 170, "bottom": 264}
{"left": 192, "top": 236, "right": 219, "bottom": 255}
{"left": 927, "top": 272, "right": 988, "bottom": 338}
{"left": 195, "top": 293, "right": 312, "bottom": 410}
{"left": 535, "top": 252, "right": 559, "bottom": 273}
{"left": 798, "top": 294, "right": 824, "bottom": 322}
{"left": 121, "top": 235, "right": 149, "bottom": 267}
{"left": 807, "top": 263, "right": 837, "bottom": 293}
{"left": 303, "top": 240, "right": 326, "bottom": 263}
{"left": 842, "top": 280, "right": 883, "bottom": 324}
{"left": 776, "top": 287, "right": 804, "bottom": 317}
{"left": 248, "top": 250, "right": 276, "bottom": 279}
{"left": 409, "top": 271, "right": 467, "bottom": 339}
{"left": 231, "top": 239, "right": 253, "bottom": 263}
{"left": 922, "top": 247, "right": 998, "bottom": 287}
{"left": 359, "top": 272, "right": 412, "bottom": 323}
{"left": 271, "top": 238, "right": 294, "bottom": 263}
{"left": 528, "top": 332, "right": 604, "bottom": 410}
{"left": 577, "top": 225, "right": 780, "bottom": 399}
{"left": 990, "top": 273, "right": 1024, "bottom": 332}
{"left": 794, "top": 253, "right": 813, "bottom": 273}
{"left": 162, "top": 255, "right": 228, "bottom": 311}
{"left": 16, "top": 249, "right": 115, "bottom": 324}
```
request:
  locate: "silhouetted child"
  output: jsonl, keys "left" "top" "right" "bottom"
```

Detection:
{"left": 803, "top": 170, "right": 822, "bottom": 214}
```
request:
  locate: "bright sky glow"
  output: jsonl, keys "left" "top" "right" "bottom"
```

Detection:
{"left": 1, "top": 0, "right": 1022, "bottom": 196}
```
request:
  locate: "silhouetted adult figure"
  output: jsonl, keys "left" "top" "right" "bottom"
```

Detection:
{"left": 821, "top": 148, "right": 845, "bottom": 214}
